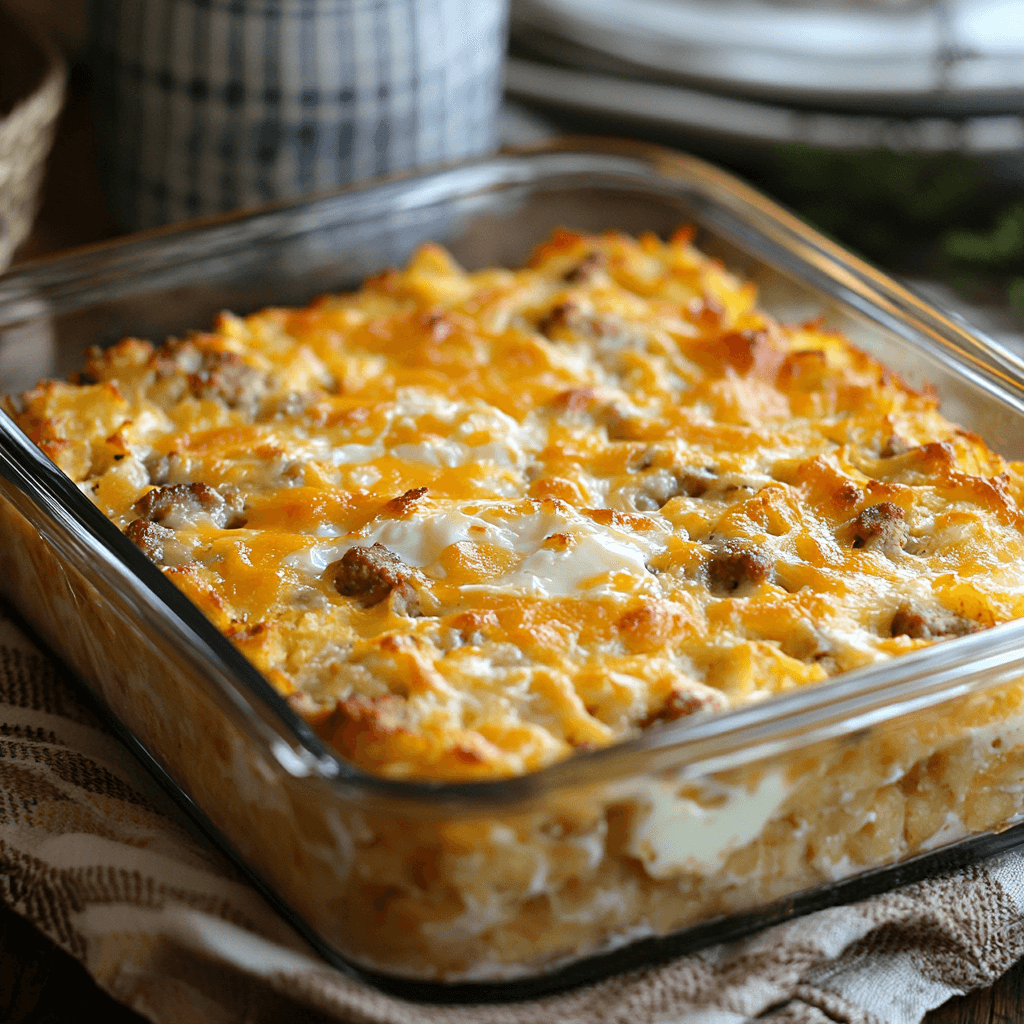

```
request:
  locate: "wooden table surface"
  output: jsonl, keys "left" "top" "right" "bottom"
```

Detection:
{"left": 4, "top": 65, "right": 1024, "bottom": 1024}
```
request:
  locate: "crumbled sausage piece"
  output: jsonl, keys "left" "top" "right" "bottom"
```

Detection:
{"left": 188, "top": 351, "right": 267, "bottom": 410}
{"left": 124, "top": 518, "right": 174, "bottom": 563}
{"left": 641, "top": 681, "right": 728, "bottom": 728}
{"left": 540, "top": 303, "right": 647, "bottom": 379}
{"left": 550, "top": 387, "right": 643, "bottom": 440}
{"left": 538, "top": 302, "right": 616, "bottom": 341}
{"left": 634, "top": 467, "right": 718, "bottom": 511}
{"left": 150, "top": 339, "right": 203, "bottom": 378}
{"left": 332, "top": 543, "right": 422, "bottom": 616}
{"left": 847, "top": 502, "right": 907, "bottom": 556}
{"left": 389, "top": 589, "right": 423, "bottom": 619}
{"left": 136, "top": 481, "right": 215, "bottom": 520}
{"left": 891, "top": 604, "right": 979, "bottom": 641}
{"left": 538, "top": 302, "right": 583, "bottom": 338}
{"left": 563, "top": 252, "right": 606, "bottom": 283}
{"left": 134, "top": 482, "right": 247, "bottom": 530}
{"left": 675, "top": 467, "right": 718, "bottom": 498}
{"left": 633, "top": 478, "right": 668, "bottom": 510}
{"left": 832, "top": 481, "right": 863, "bottom": 512}
{"left": 705, "top": 541, "right": 773, "bottom": 595}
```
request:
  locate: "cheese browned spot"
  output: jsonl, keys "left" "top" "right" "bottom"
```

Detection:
{"left": 10, "top": 226, "right": 1024, "bottom": 781}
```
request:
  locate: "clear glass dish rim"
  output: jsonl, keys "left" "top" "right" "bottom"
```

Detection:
{"left": 4, "top": 136, "right": 1024, "bottom": 808}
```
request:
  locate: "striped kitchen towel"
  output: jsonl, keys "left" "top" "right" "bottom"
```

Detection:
{"left": 88, "top": 0, "right": 508, "bottom": 231}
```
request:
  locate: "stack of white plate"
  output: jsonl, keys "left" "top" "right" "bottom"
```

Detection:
{"left": 507, "top": 0, "right": 1024, "bottom": 155}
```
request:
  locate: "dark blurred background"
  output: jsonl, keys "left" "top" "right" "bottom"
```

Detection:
{"left": 7, "top": 0, "right": 1024, "bottom": 331}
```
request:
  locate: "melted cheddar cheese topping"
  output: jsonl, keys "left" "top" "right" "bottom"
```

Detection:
{"left": 11, "top": 229, "right": 1024, "bottom": 780}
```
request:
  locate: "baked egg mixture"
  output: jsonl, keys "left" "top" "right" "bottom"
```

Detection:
{"left": 10, "top": 229, "right": 1024, "bottom": 781}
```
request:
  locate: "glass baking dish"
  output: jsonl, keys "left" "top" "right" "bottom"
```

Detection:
{"left": 4, "top": 138, "right": 1024, "bottom": 998}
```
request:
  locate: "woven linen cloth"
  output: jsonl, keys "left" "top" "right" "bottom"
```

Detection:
{"left": 2, "top": 602, "right": 1024, "bottom": 1024}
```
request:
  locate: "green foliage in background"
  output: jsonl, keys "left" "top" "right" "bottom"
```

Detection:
{"left": 759, "top": 145, "right": 1024, "bottom": 318}
{"left": 944, "top": 202, "right": 1024, "bottom": 317}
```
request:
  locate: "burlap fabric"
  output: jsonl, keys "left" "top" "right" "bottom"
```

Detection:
{"left": 0, "top": 5, "right": 65, "bottom": 268}
{"left": 2, "top": 602, "right": 1023, "bottom": 1024}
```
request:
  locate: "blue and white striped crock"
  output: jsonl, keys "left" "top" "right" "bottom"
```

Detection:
{"left": 89, "top": 0, "right": 509, "bottom": 230}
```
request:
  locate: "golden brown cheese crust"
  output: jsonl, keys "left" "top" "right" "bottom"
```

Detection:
{"left": 10, "top": 228, "right": 1024, "bottom": 781}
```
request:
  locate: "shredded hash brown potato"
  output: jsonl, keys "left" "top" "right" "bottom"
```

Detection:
{"left": 10, "top": 228, "right": 1024, "bottom": 783}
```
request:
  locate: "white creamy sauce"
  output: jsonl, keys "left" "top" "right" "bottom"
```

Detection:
{"left": 286, "top": 501, "right": 668, "bottom": 597}
{"left": 619, "top": 771, "right": 790, "bottom": 879}
{"left": 293, "top": 392, "right": 536, "bottom": 474}
{"left": 472, "top": 526, "right": 660, "bottom": 598}
{"left": 390, "top": 439, "right": 473, "bottom": 468}
{"left": 272, "top": 399, "right": 536, "bottom": 538}
{"left": 330, "top": 441, "right": 386, "bottom": 466}
{"left": 347, "top": 465, "right": 383, "bottom": 489}
{"left": 300, "top": 510, "right": 512, "bottom": 572}
{"left": 389, "top": 389, "right": 463, "bottom": 422}
{"left": 251, "top": 432, "right": 384, "bottom": 469}
{"left": 715, "top": 469, "right": 775, "bottom": 492}
{"left": 389, "top": 435, "right": 527, "bottom": 470}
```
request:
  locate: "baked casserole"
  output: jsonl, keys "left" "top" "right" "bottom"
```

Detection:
{"left": 8, "top": 226, "right": 1024, "bottom": 979}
